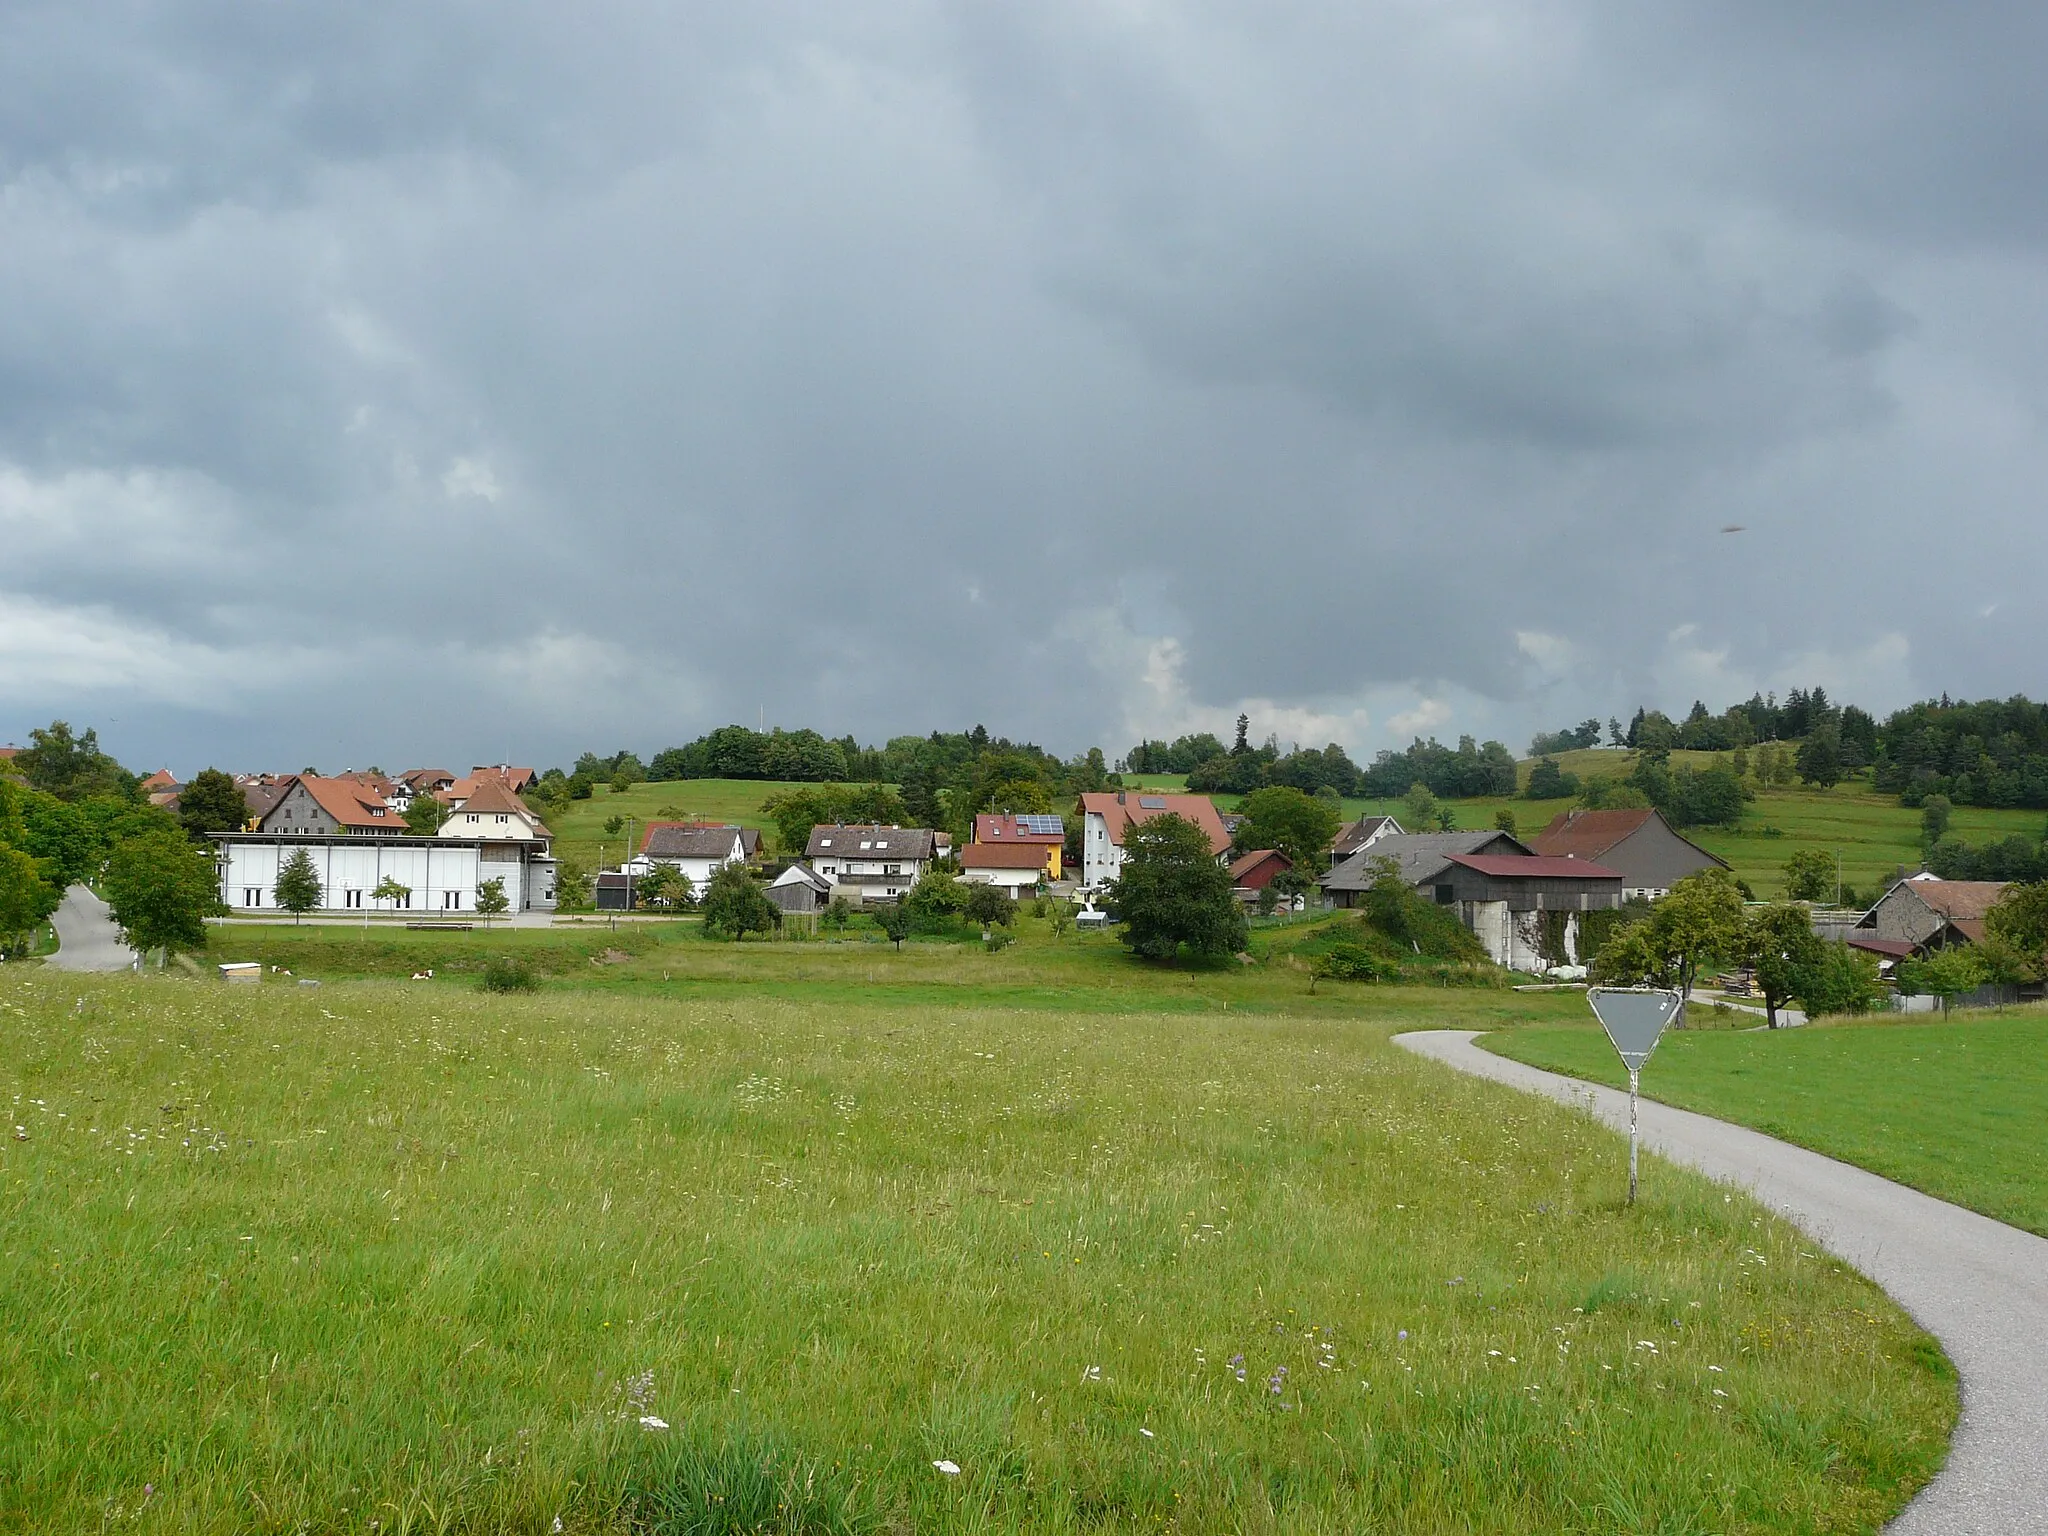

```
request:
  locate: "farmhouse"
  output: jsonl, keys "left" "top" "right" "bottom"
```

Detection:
{"left": 1857, "top": 875, "right": 2009, "bottom": 954}
{"left": 1077, "top": 791, "right": 1230, "bottom": 888}
{"left": 1319, "top": 831, "right": 1531, "bottom": 906}
{"left": 1528, "top": 807, "right": 1727, "bottom": 899}
{"left": 960, "top": 840, "right": 1051, "bottom": 897}
{"left": 624, "top": 822, "right": 749, "bottom": 892}
{"left": 806, "top": 823, "right": 939, "bottom": 903}
{"left": 439, "top": 775, "right": 551, "bottom": 845}
{"left": 1228, "top": 848, "right": 1293, "bottom": 898}
{"left": 971, "top": 812, "right": 1065, "bottom": 880}
{"left": 257, "top": 774, "right": 405, "bottom": 837}
{"left": 1332, "top": 815, "right": 1403, "bottom": 859}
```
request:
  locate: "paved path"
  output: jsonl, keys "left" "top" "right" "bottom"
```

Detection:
{"left": 44, "top": 885, "right": 139, "bottom": 973}
{"left": 1393, "top": 1030, "right": 2048, "bottom": 1535}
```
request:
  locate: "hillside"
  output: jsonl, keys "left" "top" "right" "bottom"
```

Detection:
{"left": 538, "top": 777, "right": 813, "bottom": 870}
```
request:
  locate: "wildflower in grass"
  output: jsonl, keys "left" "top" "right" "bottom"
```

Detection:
{"left": 1268, "top": 1365, "right": 1287, "bottom": 1395}
{"left": 1139, "top": 1428, "right": 1154, "bottom": 1438}
{"left": 932, "top": 1460, "right": 960, "bottom": 1476}
{"left": 639, "top": 1416, "right": 668, "bottom": 1431}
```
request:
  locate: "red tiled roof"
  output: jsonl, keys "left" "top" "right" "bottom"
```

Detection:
{"left": 1528, "top": 808, "right": 1656, "bottom": 859}
{"left": 961, "top": 841, "right": 1052, "bottom": 869}
{"left": 1077, "top": 792, "right": 1231, "bottom": 856}
{"left": 973, "top": 813, "right": 1065, "bottom": 844}
{"left": 138, "top": 769, "right": 179, "bottom": 792}
{"left": 452, "top": 776, "right": 534, "bottom": 819}
{"left": 296, "top": 774, "right": 398, "bottom": 829}
{"left": 1443, "top": 853, "right": 1623, "bottom": 879}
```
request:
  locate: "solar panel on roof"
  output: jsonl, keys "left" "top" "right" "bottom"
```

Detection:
{"left": 1019, "top": 814, "right": 1064, "bottom": 835}
{"left": 1139, "top": 796, "right": 1166, "bottom": 810}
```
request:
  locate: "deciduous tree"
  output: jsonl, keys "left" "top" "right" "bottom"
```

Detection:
{"left": 101, "top": 830, "right": 222, "bottom": 957}
{"left": 475, "top": 877, "right": 510, "bottom": 927}
{"left": 1234, "top": 786, "right": 1341, "bottom": 871}
{"left": 1745, "top": 902, "right": 1823, "bottom": 1029}
{"left": 1781, "top": 848, "right": 1836, "bottom": 903}
{"left": 0, "top": 845, "right": 59, "bottom": 958}
{"left": 177, "top": 768, "right": 249, "bottom": 840}
{"left": 701, "top": 862, "right": 778, "bottom": 941}
{"left": 273, "top": 849, "right": 323, "bottom": 924}
{"left": 404, "top": 795, "right": 449, "bottom": 836}
{"left": 1107, "top": 812, "right": 1246, "bottom": 962}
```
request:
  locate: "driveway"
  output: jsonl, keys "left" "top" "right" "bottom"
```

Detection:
{"left": 1393, "top": 1030, "right": 2048, "bottom": 1534}
{"left": 44, "top": 885, "right": 139, "bottom": 973}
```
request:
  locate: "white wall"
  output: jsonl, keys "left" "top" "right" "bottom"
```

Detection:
{"left": 218, "top": 839, "right": 550, "bottom": 913}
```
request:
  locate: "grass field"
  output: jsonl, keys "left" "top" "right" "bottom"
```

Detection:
{"left": 0, "top": 963, "right": 1954, "bottom": 1534}
{"left": 1479, "top": 1010, "right": 2048, "bottom": 1237}
{"left": 1128, "top": 752, "right": 2044, "bottom": 901}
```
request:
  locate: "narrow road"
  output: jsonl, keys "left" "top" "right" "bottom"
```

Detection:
{"left": 44, "top": 885, "right": 139, "bottom": 972}
{"left": 1393, "top": 1030, "right": 2048, "bottom": 1535}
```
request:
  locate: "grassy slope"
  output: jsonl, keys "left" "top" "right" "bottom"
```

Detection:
{"left": 1479, "top": 1011, "right": 2048, "bottom": 1236}
{"left": 1140, "top": 751, "right": 2044, "bottom": 899}
{"left": 540, "top": 778, "right": 819, "bottom": 869}
{"left": 0, "top": 968, "right": 1952, "bottom": 1535}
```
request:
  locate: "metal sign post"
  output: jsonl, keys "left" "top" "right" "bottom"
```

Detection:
{"left": 1586, "top": 987, "right": 1684, "bottom": 1204}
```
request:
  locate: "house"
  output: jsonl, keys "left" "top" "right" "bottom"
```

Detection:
{"left": 1856, "top": 876, "right": 2009, "bottom": 954}
{"left": 398, "top": 768, "right": 457, "bottom": 808}
{"left": 767, "top": 863, "right": 832, "bottom": 915}
{"left": 1319, "top": 831, "right": 1531, "bottom": 907}
{"left": 257, "top": 775, "right": 406, "bottom": 837}
{"left": 1076, "top": 791, "right": 1231, "bottom": 888}
{"left": 1528, "top": 808, "right": 1728, "bottom": 900}
{"left": 624, "top": 822, "right": 748, "bottom": 894}
{"left": 805, "top": 824, "right": 939, "bottom": 903}
{"left": 471, "top": 764, "right": 537, "bottom": 794}
{"left": 1332, "top": 815, "right": 1403, "bottom": 859}
{"left": 960, "top": 840, "right": 1052, "bottom": 897}
{"left": 1228, "top": 848, "right": 1293, "bottom": 899}
{"left": 138, "top": 769, "right": 179, "bottom": 794}
{"left": 438, "top": 776, "right": 551, "bottom": 846}
{"left": 971, "top": 813, "right": 1065, "bottom": 881}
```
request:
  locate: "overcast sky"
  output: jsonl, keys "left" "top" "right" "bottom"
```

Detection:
{"left": 4, "top": 2, "right": 2044, "bottom": 775}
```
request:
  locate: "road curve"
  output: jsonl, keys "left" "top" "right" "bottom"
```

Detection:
{"left": 43, "top": 885, "right": 139, "bottom": 973}
{"left": 1392, "top": 1030, "right": 2048, "bottom": 1535}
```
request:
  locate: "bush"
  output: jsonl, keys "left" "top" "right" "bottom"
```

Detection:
{"left": 1309, "top": 943, "right": 1393, "bottom": 983}
{"left": 478, "top": 956, "right": 541, "bottom": 993}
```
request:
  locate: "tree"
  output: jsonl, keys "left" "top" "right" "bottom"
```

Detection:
{"left": 177, "top": 768, "right": 249, "bottom": 840}
{"left": 1795, "top": 729, "right": 1843, "bottom": 789}
{"left": 701, "top": 862, "right": 779, "bottom": 941}
{"left": 1233, "top": 786, "right": 1341, "bottom": 871}
{"left": 1106, "top": 812, "right": 1246, "bottom": 962}
{"left": 16, "top": 721, "right": 131, "bottom": 801}
{"left": 604, "top": 814, "right": 625, "bottom": 836}
{"left": 1591, "top": 869, "right": 1746, "bottom": 1016}
{"left": 1797, "top": 942, "right": 1883, "bottom": 1018}
{"left": 1492, "top": 807, "right": 1519, "bottom": 838}
{"left": 554, "top": 860, "right": 594, "bottom": 913}
{"left": 962, "top": 882, "right": 1013, "bottom": 929}
{"left": 1985, "top": 881, "right": 2048, "bottom": 980}
{"left": 1746, "top": 903, "right": 1824, "bottom": 1029}
{"left": 1782, "top": 848, "right": 1836, "bottom": 903}
{"left": 1524, "top": 758, "right": 1579, "bottom": 801}
{"left": 1901, "top": 946, "right": 1987, "bottom": 1015}
{"left": 1920, "top": 794, "right": 1953, "bottom": 847}
{"left": 636, "top": 864, "right": 695, "bottom": 913}
{"left": 903, "top": 869, "right": 967, "bottom": 925}
{"left": 475, "top": 877, "right": 510, "bottom": 927}
{"left": 101, "top": 830, "right": 222, "bottom": 958}
{"left": 404, "top": 795, "right": 450, "bottom": 836}
{"left": 274, "top": 849, "right": 323, "bottom": 924}
{"left": 0, "top": 844, "right": 60, "bottom": 958}
{"left": 874, "top": 902, "right": 911, "bottom": 949}
{"left": 371, "top": 875, "right": 412, "bottom": 911}
{"left": 1401, "top": 783, "right": 1440, "bottom": 829}
{"left": 1435, "top": 805, "right": 1457, "bottom": 832}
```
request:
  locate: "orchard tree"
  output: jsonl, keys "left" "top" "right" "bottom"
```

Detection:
{"left": 874, "top": 901, "right": 911, "bottom": 950}
{"left": 701, "top": 862, "right": 779, "bottom": 941}
{"left": 1746, "top": 903, "right": 1824, "bottom": 1029}
{"left": 1591, "top": 869, "right": 1745, "bottom": 1016}
{"left": 1781, "top": 848, "right": 1836, "bottom": 903}
{"left": 962, "top": 882, "right": 1013, "bottom": 929}
{"left": 371, "top": 876, "right": 412, "bottom": 911}
{"left": 177, "top": 768, "right": 249, "bottom": 840}
{"left": 273, "top": 849, "right": 323, "bottom": 924}
{"left": 101, "top": 830, "right": 223, "bottom": 958}
{"left": 1401, "top": 783, "right": 1439, "bottom": 829}
{"left": 475, "top": 877, "right": 510, "bottom": 928}
{"left": 1901, "top": 946, "right": 1986, "bottom": 1016}
{"left": 1107, "top": 812, "right": 1246, "bottom": 962}
{"left": 1985, "top": 881, "right": 2048, "bottom": 980}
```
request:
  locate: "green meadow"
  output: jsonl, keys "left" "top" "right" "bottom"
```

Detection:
{"left": 1480, "top": 1008, "right": 2048, "bottom": 1237}
{"left": 0, "top": 944, "right": 1957, "bottom": 1534}
{"left": 542, "top": 780, "right": 809, "bottom": 870}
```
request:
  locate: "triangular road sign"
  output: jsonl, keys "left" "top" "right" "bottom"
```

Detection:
{"left": 1588, "top": 987, "right": 1684, "bottom": 1072}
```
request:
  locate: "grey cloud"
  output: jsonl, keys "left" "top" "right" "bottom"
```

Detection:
{"left": 1, "top": 2, "right": 2044, "bottom": 772}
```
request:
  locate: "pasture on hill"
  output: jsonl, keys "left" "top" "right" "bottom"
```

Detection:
{"left": 1481, "top": 1008, "right": 2048, "bottom": 1237}
{"left": 542, "top": 779, "right": 815, "bottom": 870}
{"left": 0, "top": 967, "right": 1953, "bottom": 1534}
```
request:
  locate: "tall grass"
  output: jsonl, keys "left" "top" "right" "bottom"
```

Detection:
{"left": 0, "top": 971, "right": 1952, "bottom": 1532}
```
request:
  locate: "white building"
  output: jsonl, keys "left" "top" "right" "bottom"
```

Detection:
{"left": 1076, "top": 791, "right": 1232, "bottom": 888}
{"left": 804, "top": 823, "right": 938, "bottom": 903}
{"left": 214, "top": 835, "right": 558, "bottom": 914}
{"left": 623, "top": 823, "right": 751, "bottom": 893}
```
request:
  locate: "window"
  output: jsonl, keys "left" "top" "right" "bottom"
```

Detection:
{"left": 496, "top": 814, "right": 507, "bottom": 823}
{"left": 884, "top": 863, "right": 901, "bottom": 876}
{"left": 244, "top": 888, "right": 261, "bottom": 906}
{"left": 344, "top": 889, "right": 363, "bottom": 908}
{"left": 443, "top": 890, "right": 461, "bottom": 910}
{"left": 1434, "top": 884, "right": 1456, "bottom": 905}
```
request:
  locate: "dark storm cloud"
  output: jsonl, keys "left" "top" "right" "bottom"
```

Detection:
{"left": 1, "top": 1, "right": 2043, "bottom": 771}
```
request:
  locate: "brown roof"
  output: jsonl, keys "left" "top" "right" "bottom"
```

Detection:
{"left": 1229, "top": 848, "right": 1291, "bottom": 882}
{"left": 641, "top": 823, "right": 745, "bottom": 860}
{"left": 1906, "top": 880, "right": 2009, "bottom": 923}
{"left": 961, "top": 841, "right": 1053, "bottom": 869}
{"left": 1333, "top": 816, "right": 1400, "bottom": 855}
{"left": 452, "top": 776, "right": 537, "bottom": 820}
{"left": 402, "top": 768, "right": 455, "bottom": 788}
{"left": 295, "top": 774, "right": 399, "bottom": 830}
{"left": 138, "top": 769, "right": 179, "bottom": 792}
{"left": 805, "top": 824, "right": 937, "bottom": 860}
{"left": 1530, "top": 807, "right": 1728, "bottom": 870}
{"left": 1444, "top": 852, "right": 1623, "bottom": 879}
{"left": 472, "top": 764, "right": 537, "bottom": 792}
{"left": 243, "top": 780, "right": 290, "bottom": 819}
{"left": 1846, "top": 935, "right": 1916, "bottom": 958}
{"left": 1077, "top": 792, "right": 1231, "bottom": 856}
